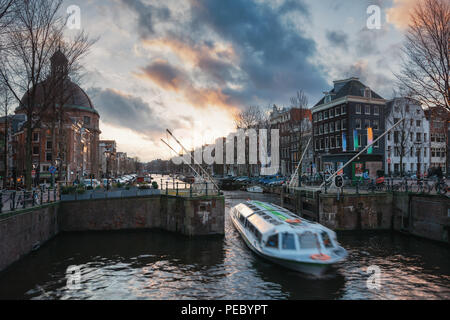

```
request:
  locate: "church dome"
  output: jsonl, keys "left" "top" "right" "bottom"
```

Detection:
{"left": 18, "top": 79, "right": 98, "bottom": 115}
{"left": 17, "top": 50, "right": 98, "bottom": 115}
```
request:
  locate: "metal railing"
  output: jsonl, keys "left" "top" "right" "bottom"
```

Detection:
{"left": 160, "top": 181, "right": 221, "bottom": 197}
{"left": 287, "top": 176, "right": 448, "bottom": 196}
{"left": 0, "top": 188, "right": 60, "bottom": 217}
{"left": 60, "top": 187, "right": 161, "bottom": 201}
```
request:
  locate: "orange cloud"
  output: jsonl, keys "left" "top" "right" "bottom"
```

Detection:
{"left": 386, "top": 0, "right": 422, "bottom": 29}
{"left": 142, "top": 38, "right": 237, "bottom": 67}
{"left": 135, "top": 59, "right": 239, "bottom": 113}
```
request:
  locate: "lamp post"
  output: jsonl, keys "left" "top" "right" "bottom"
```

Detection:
{"left": 414, "top": 141, "right": 422, "bottom": 178}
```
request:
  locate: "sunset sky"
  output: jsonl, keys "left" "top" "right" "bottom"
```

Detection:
{"left": 62, "top": 0, "right": 419, "bottom": 162}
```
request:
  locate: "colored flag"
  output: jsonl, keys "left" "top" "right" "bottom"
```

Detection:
{"left": 342, "top": 132, "right": 347, "bottom": 152}
{"left": 353, "top": 130, "right": 359, "bottom": 150}
{"left": 367, "top": 127, "right": 373, "bottom": 154}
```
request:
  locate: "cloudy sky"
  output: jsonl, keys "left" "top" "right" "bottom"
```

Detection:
{"left": 62, "top": 0, "right": 419, "bottom": 161}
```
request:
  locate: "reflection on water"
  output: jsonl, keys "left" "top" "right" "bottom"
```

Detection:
{"left": 0, "top": 191, "right": 449, "bottom": 300}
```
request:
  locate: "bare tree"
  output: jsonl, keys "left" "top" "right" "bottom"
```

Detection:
{"left": 0, "top": 0, "right": 95, "bottom": 189}
{"left": 0, "top": 0, "right": 14, "bottom": 26}
{"left": 290, "top": 90, "right": 312, "bottom": 179}
{"left": 0, "top": 82, "right": 13, "bottom": 188}
{"left": 234, "top": 105, "right": 265, "bottom": 130}
{"left": 386, "top": 98, "right": 417, "bottom": 177}
{"left": 395, "top": 0, "right": 450, "bottom": 111}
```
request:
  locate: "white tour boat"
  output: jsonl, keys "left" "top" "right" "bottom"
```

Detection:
{"left": 230, "top": 201, "right": 348, "bottom": 276}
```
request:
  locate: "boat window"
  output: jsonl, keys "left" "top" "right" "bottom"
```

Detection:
{"left": 321, "top": 232, "right": 334, "bottom": 248}
{"left": 298, "top": 232, "right": 319, "bottom": 249}
{"left": 266, "top": 234, "right": 279, "bottom": 249}
{"left": 282, "top": 233, "right": 296, "bottom": 250}
{"left": 239, "top": 214, "right": 246, "bottom": 225}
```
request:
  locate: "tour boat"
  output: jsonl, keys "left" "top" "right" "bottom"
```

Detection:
{"left": 247, "top": 186, "right": 264, "bottom": 193}
{"left": 230, "top": 201, "right": 348, "bottom": 276}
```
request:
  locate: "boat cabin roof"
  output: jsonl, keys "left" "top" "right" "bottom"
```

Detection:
{"left": 234, "top": 201, "right": 328, "bottom": 235}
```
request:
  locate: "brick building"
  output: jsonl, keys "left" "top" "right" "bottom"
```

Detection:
{"left": 312, "top": 78, "right": 387, "bottom": 179}
{"left": 12, "top": 50, "right": 101, "bottom": 185}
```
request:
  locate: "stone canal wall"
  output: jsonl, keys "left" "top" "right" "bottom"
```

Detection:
{"left": 0, "top": 195, "right": 224, "bottom": 272}
{"left": 393, "top": 194, "right": 449, "bottom": 243}
{"left": 59, "top": 195, "right": 225, "bottom": 237}
{"left": 318, "top": 193, "right": 394, "bottom": 231}
{"left": 0, "top": 203, "right": 59, "bottom": 272}
{"left": 287, "top": 190, "right": 449, "bottom": 244}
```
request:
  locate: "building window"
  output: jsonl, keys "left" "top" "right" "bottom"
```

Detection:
{"left": 356, "top": 119, "right": 361, "bottom": 129}
{"left": 319, "top": 112, "right": 323, "bottom": 121}
{"left": 336, "top": 120, "right": 341, "bottom": 131}
{"left": 424, "top": 133, "right": 427, "bottom": 142}
{"left": 46, "top": 152, "right": 52, "bottom": 162}
{"left": 406, "top": 105, "right": 410, "bottom": 112}
{"left": 365, "top": 105, "right": 371, "bottom": 115}
{"left": 330, "top": 122, "right": 334, "bottom": 133}
{"left": 335, "top": 107, "right": 341, "bottom": 116}
{"left": 364, "top": 88, "right": 372, "bottom": 99}
{"left": 336, "top": 135, "right": 341, "bottom": 148}
{"left": 331, "top": 136, "right": 335, "bottom": 148}
{"left": 365, "top": 119, "right": 371, "bottom": 129}
{"left": 319, "top": 125, "right": 323, "bottom": 135}
{"left": 356, "top": 104, "right": 361, "bottom": 114}
{"left": 342, "top": 119, "right": 347, "bottom": 130}
{"left": 329, "top": 108, "right": 334, "bottom": 118}
{"left": 374, "top": 135, "right": 379, "bottom": 148}
{"left": 324, "top": 123, "right": 328, "bottom": 134}
{"left": 416, "top": 120, "right": 421, "bottom": 127}
{"left": 84, "top": 116, "right": 91, "bottom": 126}
{"left": 374, "top": 106, "right": 379, "bottom": 115}
{"left": 373, "top": 120, "right": 379, "bottom": 130}
{"left": 33, "top": 132, "right": 39, "bottom": 142}
{"left": 342, "top": 105, "right": 347, "bottom": 114}
{"left": 46, "top": 141, "right": 52, "bottom": 150}
{"left": 325, "top": 137, "right": 329, "bottom": 149}
{"left": 33, "top": 146, "right": 39, "bottom": 156}
{"left": 416, "top": 132, "right": 421, "bottom": 142}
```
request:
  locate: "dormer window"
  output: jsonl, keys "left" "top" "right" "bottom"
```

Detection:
{"left": 364, "top": 88, "right": 372, "bottom": 99}
{"left": 325, "top": 95, "right": 332, "bottom": 104}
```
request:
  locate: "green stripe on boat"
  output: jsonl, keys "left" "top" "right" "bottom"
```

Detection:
{"left": 253, "top": 201, "right": 289, "bottom": 222}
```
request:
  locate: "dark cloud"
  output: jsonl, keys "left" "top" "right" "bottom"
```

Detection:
{"left": 120, "top": 0, "right": 171, "bottom": 36}
{"left": 140, "top": 60, "right": 189, "bottom": 91}
{"left": 87, "top": 87, "right": 180, "bottom": 139}
{"left": 325, "top": 30, "right": 349, "bottom": 50}
{"left": 120, "top": 0, "right": 328, "bottom": 108}
{"left": 138, "top": 59, "right": 235, "bottom": 110}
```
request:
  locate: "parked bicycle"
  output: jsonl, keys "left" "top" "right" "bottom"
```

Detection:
{"left": 428, "top": 177, "right": 448, "bottom": 195}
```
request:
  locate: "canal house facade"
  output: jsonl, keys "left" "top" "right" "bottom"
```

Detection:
{"left": 312, "top": 78, "right": 387, "bottom": 179}
{"left": 384, "top": 98, "right": 430, "bottom": 176}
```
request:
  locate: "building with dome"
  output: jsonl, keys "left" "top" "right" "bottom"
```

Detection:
{"left": 11, "top": 50, "right": 101, "bottom": 185}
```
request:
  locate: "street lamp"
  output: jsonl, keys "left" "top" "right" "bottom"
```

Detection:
{"left": 414, "top": 141, "right": 422, "bottom": 178}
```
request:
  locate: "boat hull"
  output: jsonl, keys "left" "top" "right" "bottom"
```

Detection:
{"left": 231, "top": 215, "right": 332, "bottom": 277}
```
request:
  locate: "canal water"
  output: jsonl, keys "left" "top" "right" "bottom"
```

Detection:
{"left": 0, "top": 191, "right": 449, "bottom": 300}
